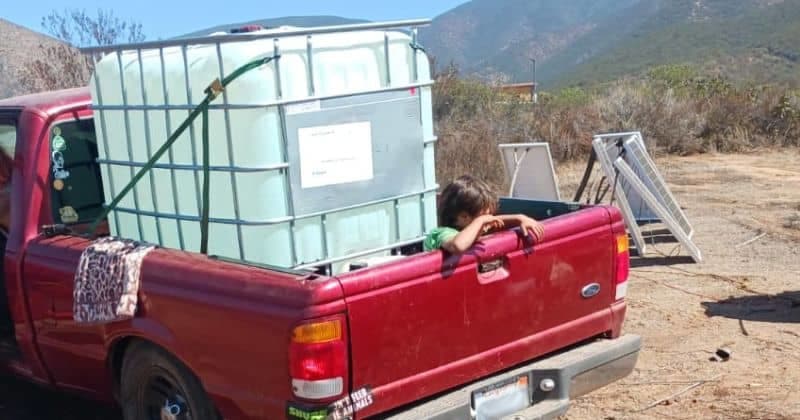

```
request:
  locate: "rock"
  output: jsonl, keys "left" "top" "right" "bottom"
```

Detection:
{"left": 715, "top": 347, "right": 732, "bottom": 361}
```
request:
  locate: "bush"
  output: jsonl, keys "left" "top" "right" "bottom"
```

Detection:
{"left": 647, "top": 64, "right": 698, "bottom": 92}
{"left": 433, "top": 65, "right": 799, "bottom": 189}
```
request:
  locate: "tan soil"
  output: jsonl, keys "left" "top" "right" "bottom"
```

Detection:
{"left": 559, "top": 150, "right": 800, "bottom": 420}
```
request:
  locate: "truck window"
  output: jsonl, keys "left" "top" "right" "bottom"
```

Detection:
{"left": 0, "top": 123, "right": 13, "bottom": 233}
{"left": 0, "top": 124, "right": 14, "bottom": 158}
{"left": 48, "top": 119, "right": 105, "bottom": 226}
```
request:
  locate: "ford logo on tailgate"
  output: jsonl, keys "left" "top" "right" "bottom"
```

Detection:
{"left": 581, "top": 283, "right": 601, "bottom": 299}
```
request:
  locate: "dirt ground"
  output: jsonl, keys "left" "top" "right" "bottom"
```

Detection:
{"left": 560, "top": 150, "right": 800, "bottom": 420}
{"left": 0, "top": 150, "right": 798, "bottom": 419}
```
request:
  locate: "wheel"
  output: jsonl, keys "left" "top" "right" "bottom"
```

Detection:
{"left": 120, "top": 341, "right": 219, "bottom": 420}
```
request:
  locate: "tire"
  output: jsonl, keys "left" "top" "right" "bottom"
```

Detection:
{"left": 120, "top": 341, "right": 219, "bottom": 420}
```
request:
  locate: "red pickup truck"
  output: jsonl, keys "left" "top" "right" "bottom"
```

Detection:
{"left": 0, "top": 87, "right": 639, "bottom": 420}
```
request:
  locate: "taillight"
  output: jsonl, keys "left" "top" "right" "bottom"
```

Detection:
{"left": 615, "top": 234, "right": 630, "bottom": 300}
{"left": 289, "top": 317, "right": 348, "bottom": 400}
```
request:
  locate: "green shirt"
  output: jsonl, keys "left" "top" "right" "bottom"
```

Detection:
{"left": 423, "top": 227, "right": 459, "bottom": 251}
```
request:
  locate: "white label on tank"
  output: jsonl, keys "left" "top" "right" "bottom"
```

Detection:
{"left": 285, "top": 100, "right": 321, "bottom": 115}
{"left": 298, "top": 121, "right": 373, "bottom": 189}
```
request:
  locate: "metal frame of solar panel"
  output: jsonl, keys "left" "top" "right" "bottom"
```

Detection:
{"left": 498, "top": 142, "right": 561, "bottom": 201}
{"left": 591, "top": 135, "right": 648, "bottom": 256}
{"left": 593, "top": 132, "right": 660, "bottom": 224}
{"left": 613, "top": 157, "right": 703, "bottom": 263}
{"left": 622, "top": 137, "right": 694, "bottom": 238}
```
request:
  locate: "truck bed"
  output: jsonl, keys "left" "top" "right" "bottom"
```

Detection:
{"left": 334, "top": 200, "right": 629, "bottom": 418}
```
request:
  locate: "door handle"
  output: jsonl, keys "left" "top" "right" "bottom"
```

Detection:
{"left": 476, "top": 258, "right": 510, "bottom": 284}
{"left": 478, "top": 259, "right": 505, "bottom": 274}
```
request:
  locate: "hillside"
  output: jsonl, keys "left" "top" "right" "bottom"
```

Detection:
{"left": 418, "top": 0, "right": 641, "bottom": 82}
{"left": 174, "top": 2, "right": 800, "bottom": 87}
{"left": 0, "top": 19, "right": 64, "bottom": 98}
{"left": 558, "top": 0, "right": 800, "bottom": 88}
{"left": 597, "top": 0, "right": 796, "bottom": 87}
{"left": 420, "top": 0, "right": 800, "bottom": 88}
{"left": 4, "top": 2, "right": 800, "bottom": 98}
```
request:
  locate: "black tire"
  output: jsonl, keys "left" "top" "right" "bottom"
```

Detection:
{"left": 120, "top": 341, "right": 219, "bottom": 420}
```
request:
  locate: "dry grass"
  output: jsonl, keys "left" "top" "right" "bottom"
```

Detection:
{"left": 433, "top": 66, "right": 800, "bottom": 190}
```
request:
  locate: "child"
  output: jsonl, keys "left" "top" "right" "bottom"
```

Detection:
{"left": 424, "top": 175, "right": 545, "bottom": 254}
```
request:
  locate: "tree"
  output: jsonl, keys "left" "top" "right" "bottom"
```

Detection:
{"left": 41, "top": 9, "right": 145, "bottom": 47}
{"left": 18, "top": 9, "right": 145, "bottom": 93}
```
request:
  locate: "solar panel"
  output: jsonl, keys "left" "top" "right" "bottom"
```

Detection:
{"left": 593, "top": 133, "right": 660, "bottom": 223}
{"left": 592, "top": 137, "right": 648, "bottom": 255}
{"left": 613, "top": 157, "right": 702, "bottom": 263}
{"left": 499, "top": 143, "right": 561, "bottom": 201}
{"left": 622, "top": 137, "right": 694, "bottom": 238}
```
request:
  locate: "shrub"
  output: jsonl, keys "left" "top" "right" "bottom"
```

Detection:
{"left": 433, "top": 65, "right": 799, "bottom": 189}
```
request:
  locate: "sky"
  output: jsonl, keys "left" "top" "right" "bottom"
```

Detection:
{"left": 3, "top": 0, "right": 466, "bottom": 40}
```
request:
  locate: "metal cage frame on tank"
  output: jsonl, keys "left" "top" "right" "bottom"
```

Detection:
{"left": 81, "top": 19, "right": 438, "bottom": 274}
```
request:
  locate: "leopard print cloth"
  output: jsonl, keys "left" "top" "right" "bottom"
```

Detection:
{"left": 73, "top": 236, "right": 155, "bottom": 323}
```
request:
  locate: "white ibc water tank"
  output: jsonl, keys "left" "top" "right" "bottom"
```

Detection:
{"left": 90, "top": 24, "right": 437, "bottom": 270}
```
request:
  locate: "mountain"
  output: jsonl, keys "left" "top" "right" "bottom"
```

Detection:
{"left": 0, "top": 19, "right": 64, "bottom": 98}
{"left": 418, "top": 0, "right": 641, "bottom": 82}
{"left": 556, "top": 0, "right": 800, "bottom": 87}
{"left": 5, "top": 3, "right": 800, "bottom": 99}
{"left": 171, "top": 2, "right": 800, "bottom": 87}
{"left": 179, "top": 16, "right": 368, "bottom": 38}
{"left": 420, "top": 0, "right": 800, "bottom": 88}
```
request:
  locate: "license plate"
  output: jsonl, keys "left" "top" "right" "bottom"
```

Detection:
{"left": 470, "top": 374, "right": 531, "bottom": 420}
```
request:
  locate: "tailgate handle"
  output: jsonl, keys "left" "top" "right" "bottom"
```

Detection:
{"left": 478, "top": 259, "right": 504, "bottom": 274}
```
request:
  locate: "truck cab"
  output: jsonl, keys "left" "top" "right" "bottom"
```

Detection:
{"left": 1, "top": 88, "right": 100, "bottom": 374}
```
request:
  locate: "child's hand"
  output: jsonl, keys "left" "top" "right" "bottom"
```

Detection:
{"left": 479, "top": 215, "right": 505, "bottom": 233}
{"left": 518, "top": 216, "right": 544, "bottom": 242}
{"left": 442, "top": 214, "right": 505, "bottom": 254}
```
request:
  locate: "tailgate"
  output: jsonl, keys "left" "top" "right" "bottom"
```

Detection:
{"left": 336, "top": 206, "right": 618, "bottom": 417}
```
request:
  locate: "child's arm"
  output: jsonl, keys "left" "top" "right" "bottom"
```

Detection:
{"left": 495, "top": 214, "right": 545, "bottom": 242}
{"left": 441, "top": 215, "right": 503, "bottom": 254}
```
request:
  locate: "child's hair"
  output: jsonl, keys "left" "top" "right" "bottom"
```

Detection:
{"left": 437, "top": 175, "right": 498, "bottom": 228}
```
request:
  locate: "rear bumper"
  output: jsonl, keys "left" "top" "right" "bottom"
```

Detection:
{"left": 381, "top": 334, "right": 641, "bottom": 420}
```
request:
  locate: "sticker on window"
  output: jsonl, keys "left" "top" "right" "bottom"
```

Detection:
{"left": 51, "top": 151, "right": 70, "bottom": 180}
{"left": 59, "top": 206, "right": 79, "bottom": 224}
{"left": 52, "top": 135, "right": 66, "bottom": 152}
